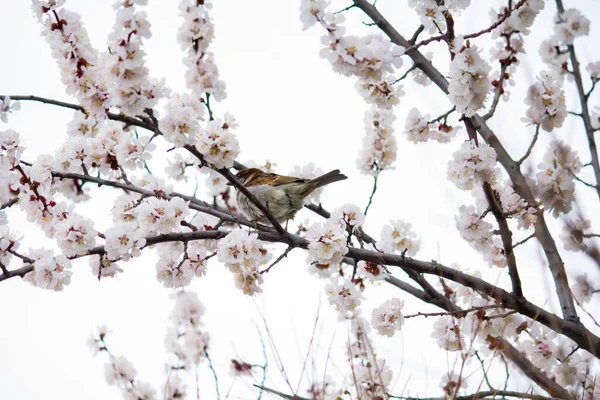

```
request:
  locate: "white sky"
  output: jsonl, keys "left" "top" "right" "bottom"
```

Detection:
{"left": 1, "top": 0, "right": 600, "bottom": 399}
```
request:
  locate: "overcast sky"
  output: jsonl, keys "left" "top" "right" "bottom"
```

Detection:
{"left": 1, "top": 1, "right": 599, "bottom": 399}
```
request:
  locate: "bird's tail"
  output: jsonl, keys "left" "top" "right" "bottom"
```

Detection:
{"left": 310, "top": 169, "right": 348, "bottom": 189}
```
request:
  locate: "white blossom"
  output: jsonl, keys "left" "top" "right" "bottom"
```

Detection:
{"left": 23, "top": 249, "right": 72, "bottom": 291}
{"left": 104, "top": 222, "right": 146, "bottom": 261}
{"left": 409, "top": 0, "right": 446, "bottom": 34}
{"left": 431, "top": 316, "right": 464, "bottom": 351}
{"left": 55, "top": 214, "right": 97, "bottom": 257}
{"left": 404, "top": 108, "right": 457, "bottom": 143}
{"left": 156, "top": 248, "right": 194, "bottom": 288}
{"left": 455, "top": 205, "right": 494, "bottom": 253}
{"left": 217, "top": 230, "right": 268, "bottom": 296}
{"left": 357, "top": 107, "right": 397, "bottom": 175}
{"left": 0, "top": 129, "right": 24, "bottom": 168}
{"left": 560, "top": 218, "right": 592, "bottom": 252}
{"left": 306, "top": 219, "right": 348, "bottom": 267}
{"left": 448, "top": 139, "right": 499, "bottom": 190}
{"left": 159, "top": 93, "right": 205, "bottom": 147}
{"left": 325, "top": 278, "right": 361, "bottom": 319}
{"left": 330, "top": 203, "right": 365, "bottom": 229}
{"left": 103, "top": 1, "right": 166, "bottom": 115}
{"left": 33, "top": 2, "right": 109, "bottom": 116}
{"left": 523, "top": 71, "right": 565, "bottom": 132}
{"left": 536, "top": 141, "right": 581, "bottom": 217}
{"left": 377, "top": 220, "right": 420, "bottom": 256}
{"left": 448, "top": 41, "right": 492, "bottom": 117}
{"left": 178, "top": 0, "right": 226, "bottom": 100}
{"left": 136, "top": 197, "right": 189, "bottom": 235}
{"left": 0, "top": 96, "right": 21, "bottom": 123}
{"left": 371, "top": 297, "right": 404, "bottom": 337}
{"left": 571, "top": 274, "right": 595, "bottom": 304}
{"left": 357, "top": 260, "right": 389, "bottom": 282}
{"left": 196, "top": 119, "right": 240, "bottom": 169}
{"left": 554, "top": 8, "right": 590, "bottom": 45}
{"left": 299, "top": 0, "right": 330, "bottom": 30}
{"left": 105, "top": 356, "right": 137, "bottom": 385}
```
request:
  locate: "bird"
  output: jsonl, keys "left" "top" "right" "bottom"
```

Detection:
{"left": 232, "top": 168, "right": 347, "bottom": 225}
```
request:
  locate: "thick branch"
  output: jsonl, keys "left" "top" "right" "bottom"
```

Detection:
{"left": 487, "top": 336, "right": 575, "bottom": 399}
{"left": 2, "top": 221, "right": 598, "bottom": 355}
{"left": 397, "top": 390, "right": 562, "bottom": 400}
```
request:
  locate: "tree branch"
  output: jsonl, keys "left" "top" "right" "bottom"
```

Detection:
{"left": 352, "top": 0, "right": 579, "bottom": 324}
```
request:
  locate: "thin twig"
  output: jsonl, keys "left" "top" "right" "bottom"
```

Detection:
{"left": 474, "top": 350, "right": 494, "bottom": 391}
{"left": 403, "top": 305, "right": 501, "bottom": 319}
{"left": 204, "top": 349, "right": 221, "bottom": 400}
{"left": 261, "top": 246, "right": 294, "bottom": 274}
{"left": 518, "top": 124, "right": 541, "bottom": 165}
{"left": 363, "top": 174, "right": 379, "bottom": 216}
{"left": 427, "top": 106, "right": 456, "bottom": 125}
{"left": 513, "top": 233, "right": 536, "bottom": 248}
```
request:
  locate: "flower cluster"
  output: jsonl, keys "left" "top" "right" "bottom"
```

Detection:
{"left": 560, "top": 218, "right": 592, "bottom": 252}
{"left": 155, "top": 242, "right": 209, "bottom": 288}
{"left": 319, "top": 28, "right": 404, "bottom": 83}
{"left": 136, "top": 197, "right": 189, "bottom": 235}
{"left": 355, "top": 76, "right": 402, "bottom": 109}
{"left": 455, "top": 205, "right": 506, "bottom": 267}
{"left": 348, "top": 320, "right": 394, "bottom": 399}
{"left": 539, "top": 8, "right": 589, "bottom": 75}
{"left": 494, "top": 183, "right": 537, "bottom": 230}
{"left": 0, "top": 129, "right": 24, "bottom": 168}
{"left": 55, "top": 117, "right": 155, "bottom": 178}
{"left": 440, "top": 371, "right": 468, "bottom": 399}
{"left": 570, "top": 274, "right": 595, "bottom": 304}
{"left": 101, "top": 349, "right": 159, "bottom": 400}
{"left": 357, "top": 107, "right": 397, "bottom": 175}
{"left": 159, "top": 93, "right": 205, "bottom": 147}
{"left": 491, "top": 1, "right": 545, "bottom": 38}
{"left": 371, "top": 297, "right": 404, "bottom": 337}
{"left": 178, "top": 0, "right": 226, "bottom": 100}
{"left": 217, "top": 230, "right": 268, "bottom": 296}
{"left": 325, "top": 278, "right": 361, "bottom": 319}
{"left": 447, "top": 40, "right": 492, "bottom": 117}
{"left": 554, "top": 8, "right": 590, "bottom": 46}
{"left": 196, "top": 119, "right": 240, "bottom": 169}
{"left": 299, "top": 0, "right": 330, "bottom": 30}
{"left": 447, "top": 140, "right": 499, "bottom": 190}
{"left": 303, "top": 7, "right": 404, "bottom": 108}
{"left": 33, "top": 1, "right": 109, "bottom": 116}
{"left": 22, "top": 249, "right": 73, "bottom": 291}
{"left": 54, "top": 213, "right": 98, "bottom": 257}
{"left": 408, "top": 0, "right": 447, "bottom": 34}
{"left": 104, "top": 223, "right": 146, "bottom": 261}
{"left": 103, "top": 1, "right": 166, "bottom": 116}
{"left": 330, "top": 203, "right": 365, "bottom": 231}
{"left": 306, "top": 214, "right": 350, "bottom": 272}
{"left": 377, "top": 220, "right": 421, "bottom": 256}
{"left": 536, "top": 141, "right": 581, "bottom": 217}
{"left": 357, "top": 259, "right": 389, "bottom": 283}
{"left": 0, "top": 96, "right": 21, "bottom": 123}
{"left": 524, "top": 71, "right": 566, "bottom": 132}
{"left": 404, "top": 108, "right": 457, "bottom": 143}
{"left": 165, "top": 291, "right": 210, "bottom": 369}
{"left": 431, "top": 315, "right": 465, "bottom": 351}
{"left": 455, "top": 205, "right": 493, "bottom": 252}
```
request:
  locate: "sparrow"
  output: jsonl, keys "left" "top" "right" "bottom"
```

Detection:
{"left": 232, "top": 168, "right": 347, "bottom": 225}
